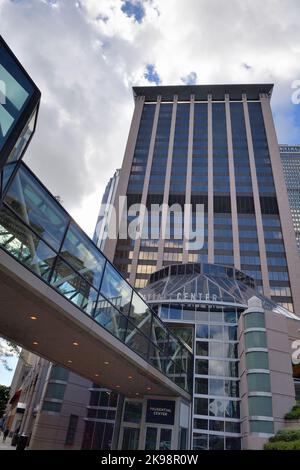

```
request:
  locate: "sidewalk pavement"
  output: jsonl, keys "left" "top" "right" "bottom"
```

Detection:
{"left": 0, "top": 437, "right": 14, "bottom": 450}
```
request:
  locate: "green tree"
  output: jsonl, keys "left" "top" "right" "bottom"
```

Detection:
{"left": 0, "top": 385, "right": 10, "bottom": 418}
{"left": 0, "top": 338, "right": 20, "bottom": 371}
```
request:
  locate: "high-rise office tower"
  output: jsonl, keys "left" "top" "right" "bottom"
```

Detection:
{"left": 279, "top": 144, "right": 300, "bottom": 255}
{"left": 3, "top": 36, "right": 299, "bottom": 451}
{"left": 93, "top": 169, "right": 120, "bottom": 251}
{"left": 103, "top": 85, "right": 300, "bottom": 315}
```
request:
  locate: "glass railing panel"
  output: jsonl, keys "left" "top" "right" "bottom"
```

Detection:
{"left": 125, "top": 320, "right": 150, "bottom": 360}
{"left": 0, "top": 205, "right": 56, "bottom": 280}
{"left": 0, "top": 40, "right": 34, "bottom": 153}
{"left": 50, "top": 257, "right": 97, "bottom": 315}
{"left": 1, "top": 161, "right": 16, "bottom": 195}
{"left": 151, "top": 316, "right": 169, "bottom": 352}
{"left": 61, "top": 222, "right": 106, "bottom": 289}
{"left": 100, "top": 262, "right": 132, "bottom": 315}
{"left": 4, "top": 165, "right": 69, "bottom": 251}
{"left": 129, "top": 292, "right": 152, "bottom": 337}
{"left": 148, "top": 343, "right": 165, "bottom": 372}
{"left": 7, "top": 106, "right": 37, "bottom": 163}
{"left": 93, "top": 294, "right": 127, "bottom": 341}
{"left": 0, "top": 161, "right": 193, "bottom": 393}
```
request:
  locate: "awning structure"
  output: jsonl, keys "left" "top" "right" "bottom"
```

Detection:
{"left": 141, "top": 263, "right": 300, "bottom": 321}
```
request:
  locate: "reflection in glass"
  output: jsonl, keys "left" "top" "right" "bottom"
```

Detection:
{"left": 145, "top": 427, "right": 157, "bottom": 450}
{"left": 210, "top": 325, "right": 223, "bottom": 340}
{"left": 193, "top": 433, "right": 208, "bottom": 450}
{"left": 148, "top": 344, "right": 165, "bottom": 372}
{"left": 209, "top": 342, "right": 224, "bottom": 357}
{"left": 122, "top": 427, "right": 139, "bottom": 450}
{"left": 93, "top": 294, "right": 127, "bottom": 340}
{"left": 209, "top": 378, "right": 224, "bottom": 396}
{"left": 195, "top": 377, "right": 208, "bottom": 395}
{"left": 0, "top": 41, "right": 33, "bottom": 152}
{"left": 209, "top": 434, "right": 224, "bottom": 450}
{"left": 123, "top": 401, "right": 142, "bottom": 423}
{"left": 1, "top": 162, "right": 16, "bottom": 193}
{"left": 7, "top": 107, "right": 37, "bottom": 163}
{"left": 130, "top": 292, "right": 152, "bottom": 337}
{"left": 0, "top": 205, "right": 56, "bottom": 280}
{"left": 159, "top": 428, "right": 172, "bottom": 450}
{"left": 209, "top": 398, "right": 225, "bottom": 417}
{"left": 61, "top": 222, "right": 105, "bottom": 289}
{"left": 209, "top": 420, "right": 224, "bottom": 432}
{"left": 247, "top": 373, "right": 270, "bottom": 392}
{"left": 196, "top": 341, "right": 208, "bottom": 356}
{"left": 152, "top": 317, "right": 169, "bottom": 352}
{"left": 100, "top": 262, "right": 132, "bottom": 314}
{"left": 4, "top": 165, "right": 68, "bottom": 251}
{"left": 225, "top": 400, "right": 240, "bottom": 418}
{"left": 125, "top": 321, "right": 149, "bottom": 360}
{"left": 196, "top": 324, "right": 209, "bottom": 339}
{"left": 245, "top": 331, "right": 267, "bottom": 349}
{"left": 50, "top": 257, "right": 97, "bottom": 315}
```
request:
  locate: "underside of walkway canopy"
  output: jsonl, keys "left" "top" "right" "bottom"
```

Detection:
{"left": 0, "top": 163, "right": 192, "bottom": 401}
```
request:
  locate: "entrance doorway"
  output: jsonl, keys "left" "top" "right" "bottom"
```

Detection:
{"left": 121, "top": 427, "right": 140, "bottom": 450}
{"left": 144, "top": 426, "right": 172, "bottom": 450}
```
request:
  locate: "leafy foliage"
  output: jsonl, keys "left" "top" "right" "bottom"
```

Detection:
{"left": 0, "top": 385, "right": 10, "bottom": 418}
{"left": 285, "top": 405, "right": 300, "bottom": 420}
{"left": 269, "top": 428, "right": 300, "bottom": 442}
{"left": 264, "top": 439, "right": 300, "bottom": 450}
{"left": 264, "top": 428, "right": 300, "bottom": 450}
{"left": 0, "top": 338, "right": 21, "bottom": 371}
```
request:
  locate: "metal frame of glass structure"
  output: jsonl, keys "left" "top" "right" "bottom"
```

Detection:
{"left": 0, "top": 36, "right": 40, "bottom": 172}
{"left": 0, "top": 161, "right": 192, "bottom": 393}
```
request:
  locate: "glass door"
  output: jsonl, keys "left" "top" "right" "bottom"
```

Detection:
{"left": 159, "top": 428, "right": 172, "bottom": 450}
{"left": 144, "top": 427, "right": 172, "bottom": 450}
{"left": 122, "top": 427, "right": 140, "bottom": 450}
{"left": 145, "top": 427, "right": 157, "bottom": 450}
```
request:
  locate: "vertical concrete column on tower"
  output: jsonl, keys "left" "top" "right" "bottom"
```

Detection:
{"left": 183, "top": 94, "right": 195, "bottom": 263}
{"left": 225, "top": 94, "right": 241, "bottom": 270}
{"left": 260, "top": 93, "right": 300, "bottom": 314}
{"left": 242, "top": 94, "right": 270, "bottom": 298}
{"left": 156, "top": 95, "right": 178, "bottom": 270}
{"left": 104, "top": 95, "right": 145, "bottom": 262}
{"left": 207, "top": 94, "right": 214, "bottom": 263}
{"left": 129, "top": 96, "right": 161, "bottom": 285}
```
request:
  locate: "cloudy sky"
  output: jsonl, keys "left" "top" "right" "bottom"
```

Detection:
{"left": 1, "top": 0, "right": 300, "bottom": 237}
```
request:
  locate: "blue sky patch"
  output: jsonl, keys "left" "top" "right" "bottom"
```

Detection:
{"left": 144, "top": 64, "right": 161, "bottom": 85}
{"left": 121, "top": 0, "right": 145, "bottom": 23}
{"left": 181, "top": 71, "right": 198, "bottom": 85}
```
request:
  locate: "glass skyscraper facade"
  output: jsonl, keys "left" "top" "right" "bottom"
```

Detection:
{"left": 279, "top": 144, "right": 300, "bottom": 255}
{"left": 0, "top": 35, "right": 40, "bottom": 172}
{"left": 103, "top": 85, "right": 300, "bottom": 314}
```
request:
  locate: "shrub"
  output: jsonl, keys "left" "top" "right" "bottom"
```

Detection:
{"left": 269, "top": 428, "right": 300, "bottom": 443}
{"left": 285, "top": 405, "right": 300, "bottom": 420}
{"left": 264, "top": 438, "right": 300, "bottom": 450}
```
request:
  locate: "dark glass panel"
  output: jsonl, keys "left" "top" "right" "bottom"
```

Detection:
{"left": 0, "top": 205, "right": 56, "bottom": 280}
{"left": 93, "top": 294, "right": 127, "bottom": 340}
{"left": 100, "top": 262, "right": 132, "bottom": 314}
{"left": 125, "top": 321, "right": 149, "bottom": 360}
{"left": 4, "top": 165, "right": 68, "bottom": 251}
{"left": 50, "top": 257, "right": 97, "bottom": 315}
{"left": 129, "top": 292, "right": 152, "bottom": 337}
{"left": 61, "top": 222, "right": 105, "bottom": 289}
{"left": 123, "top": 401, "right": 143, "bottom": 423}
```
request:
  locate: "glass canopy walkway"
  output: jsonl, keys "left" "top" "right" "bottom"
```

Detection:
{"left": 0, "top": 161, "right": 192, "bottom": 396}
{"left": 0, "top": 35, "right": 192, "bottom": 399}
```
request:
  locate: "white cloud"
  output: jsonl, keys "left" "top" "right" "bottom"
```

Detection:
{"left": 1, "top": 0, "right": 300, "bottom": 236}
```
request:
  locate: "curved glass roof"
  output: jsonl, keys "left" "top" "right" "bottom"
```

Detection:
{"left": 141, "top": 262, "right": 299, "bottom": 321}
